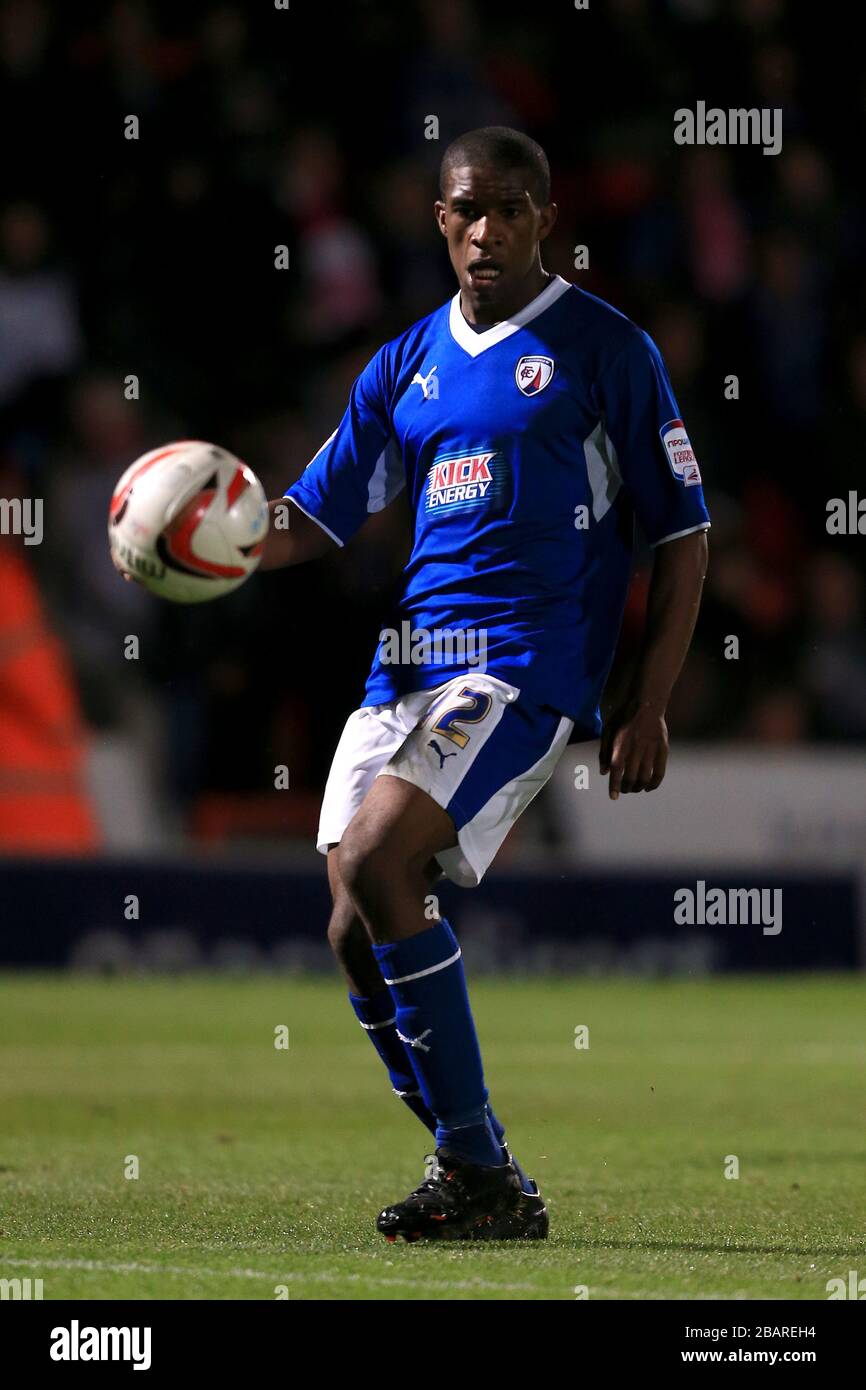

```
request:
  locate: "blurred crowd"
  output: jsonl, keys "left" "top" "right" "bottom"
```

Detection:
{"left": 2, "top": 0, "right": 865, "bottom": 836}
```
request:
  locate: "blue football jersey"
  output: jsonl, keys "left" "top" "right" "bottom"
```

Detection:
{"left": 285, "top": 274, "right": 710, "bottom": 738}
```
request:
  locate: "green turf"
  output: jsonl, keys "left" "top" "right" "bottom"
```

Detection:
{"left": 1, "top": 972, "right": 864, "bottom": 1300}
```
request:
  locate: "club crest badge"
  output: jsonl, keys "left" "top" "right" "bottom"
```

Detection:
{"left": 515, "top": 356, "right": 555, "bottom": 396}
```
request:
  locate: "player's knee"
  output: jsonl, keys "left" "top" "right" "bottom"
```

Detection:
{"left": 325, "top": 896, "right": 353, "bottom": 952}
{"left": 326, "top": 900, "right": 370, "bottom": 969}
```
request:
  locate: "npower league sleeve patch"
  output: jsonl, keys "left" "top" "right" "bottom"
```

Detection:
{"left": 660, "top": 418, "right": 701, "bottom": 486}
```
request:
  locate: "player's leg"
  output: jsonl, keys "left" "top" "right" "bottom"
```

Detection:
{"left": 325, "top": 841, "right": 382, "bottom": 996}
{"left": 325, "top": 843, "right": 438, "bottom": 1135}
{"left": 318, "top": 676, "right": 558, "bottom": 1238}
{"left": 339, "top": 772, "right": 523, "bottom": 1237}
{"left": 341, "top": 674, "right": 572, "bottom": 1239}
{"left": 327, "top": 832, "right": 523, "bottom": 1161}
{"left": 338, "top": 773, "right": 506, "bottom": 1164}
{"left": 318, "top": 696, "right": 481, "bottom": 1140}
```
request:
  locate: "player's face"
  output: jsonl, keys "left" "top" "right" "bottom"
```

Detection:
{"left": 435, "top": 165, "right": 557, "bottom": 323}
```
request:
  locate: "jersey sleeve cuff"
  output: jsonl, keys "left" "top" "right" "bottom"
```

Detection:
{"left": 283, "top": 492, "right": 346, "bottom": 548}
{"left": 650, "top": 521, "right": 711, "bottom": 548}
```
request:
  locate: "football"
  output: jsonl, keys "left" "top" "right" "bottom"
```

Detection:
{"left": 108, "top": 440, "right": 269, "bottom": 603}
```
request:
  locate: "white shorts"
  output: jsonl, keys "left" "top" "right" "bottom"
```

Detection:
{"left": 317, "top": 672, "right": 573, "bottom": 887}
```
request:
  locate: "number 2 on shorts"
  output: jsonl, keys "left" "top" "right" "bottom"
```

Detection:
{"left": 428, "top": 686, "right": 493, "bottom": 749}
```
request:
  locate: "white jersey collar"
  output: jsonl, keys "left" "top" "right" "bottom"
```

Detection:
{"left": 448, "top": 273, "right": 571, "bottom": 358}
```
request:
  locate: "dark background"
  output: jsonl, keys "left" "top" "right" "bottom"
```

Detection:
{"left": 1, "top": 0, "right": 864, "bottom": 842}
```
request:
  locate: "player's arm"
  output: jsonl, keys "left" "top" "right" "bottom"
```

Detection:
{"left": 264, "top": 348, "right": 403, "bottom": 569}
{"left": 594, "top": 326, "right": 712, "bottom": 799}
{"left": 258, "top": 497, "right": 338, "bottom": 569}
{"left": 113, "top": 350, "right": 400, "bottom": 584}
{"left": 599, "top": 529, "right": 708, "bottom": 798}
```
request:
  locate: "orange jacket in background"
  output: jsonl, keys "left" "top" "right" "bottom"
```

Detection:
{"left": 0, "top": 543, "right": 101, "bottom": 853}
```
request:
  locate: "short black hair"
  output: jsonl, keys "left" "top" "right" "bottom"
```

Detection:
{"left": 439, "top": 126, "right": 551, "bottom": 206}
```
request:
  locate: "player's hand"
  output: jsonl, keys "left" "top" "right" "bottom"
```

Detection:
{"left": 599, "top": 699, "right": 669, "bottom": 799}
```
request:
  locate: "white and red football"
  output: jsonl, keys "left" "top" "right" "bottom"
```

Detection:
{"left": 108, "top": 440, "right": 268, "bottom": 603}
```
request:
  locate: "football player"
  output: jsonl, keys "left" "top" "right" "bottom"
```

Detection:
{"left": 262, "top": 125, "right": 710, "bottom": 1241}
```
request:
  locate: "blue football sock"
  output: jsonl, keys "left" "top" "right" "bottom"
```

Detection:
{"left": 486, "top": 1105, "right": 505, "bottom": 1146}
{"left": 372, "top": 920, "right": 503, "bottom": 1168}
{"left": 349, "top": 976, "right": 534, "bottom": 1183}
{"left": 486, "top": 1103, "right": 535, "bottom": 1194}
{"left": 349, "top": 989, "right": 437, "bottom": 1134}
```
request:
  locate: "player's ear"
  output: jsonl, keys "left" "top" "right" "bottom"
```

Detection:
{"left": 538, "top": 201, "right": 558, "bottom": 242}
{"left": 434, "top": 200, "right": 448, "bottom": 236}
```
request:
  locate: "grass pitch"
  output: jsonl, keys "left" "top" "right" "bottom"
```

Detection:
{"left": 1, "top": 972, "right": 864, "bottom": 1301}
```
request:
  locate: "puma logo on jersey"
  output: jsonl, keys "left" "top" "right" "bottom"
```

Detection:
{"left": 411, "top": 365, "right": 438, "bottom": 400}
{"left": 428, "top": 738, "right": 458, "bottom": 769}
